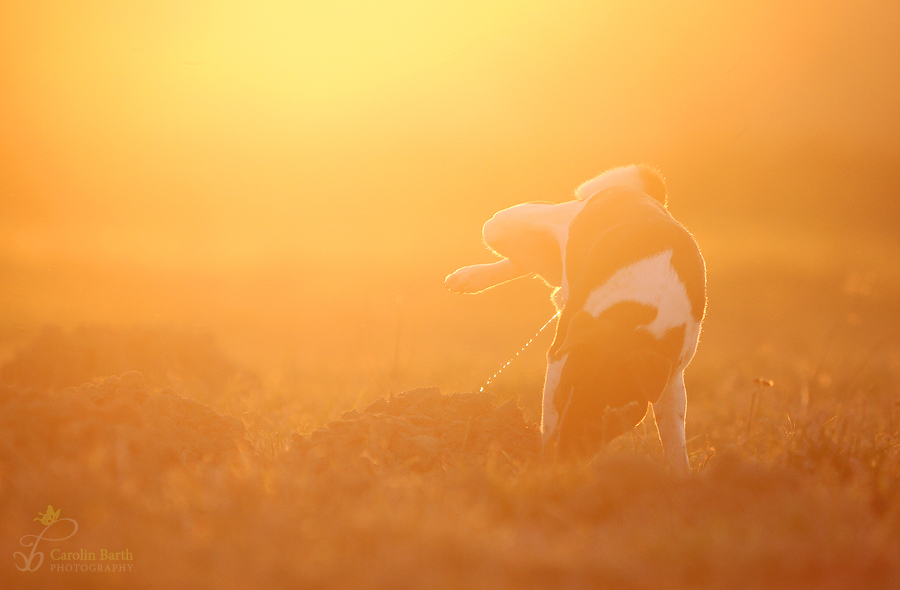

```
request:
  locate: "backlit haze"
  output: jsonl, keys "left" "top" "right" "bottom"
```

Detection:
{"left": 2, "top": 0, "right": 899, "bottom": 393}
{"left": 5, "top": 5, "right": 900, "bottom": 588}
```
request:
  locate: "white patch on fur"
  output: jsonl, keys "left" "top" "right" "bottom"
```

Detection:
{"left": 583, "top": 250, "right": 697, "bottom": 362}
{"left": 574, "top": 165, "right": 645, "bottom": 200}
{"left": 541, "top": 355, "right": 567, "bottom": 442}
{"left": 483, "top": 200, "right": 585, "bottom": 250}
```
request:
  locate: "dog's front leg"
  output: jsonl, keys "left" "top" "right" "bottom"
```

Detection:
{"left": 540, "top": 354, "right": 566, "bottom": 449}
{"left": 444, "top": 258, "right": 529, "bottom": 294}
{"left": 652, "top": 371, "right": 690, "bottom": 475}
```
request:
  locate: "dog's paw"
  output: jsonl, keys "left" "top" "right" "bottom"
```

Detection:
{"left": 444, "top": 264, "right": 500, "bottom": 293}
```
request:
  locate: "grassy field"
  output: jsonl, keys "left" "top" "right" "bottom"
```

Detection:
{"left": 2, "top": 216, "right": 900, "bottom": 589}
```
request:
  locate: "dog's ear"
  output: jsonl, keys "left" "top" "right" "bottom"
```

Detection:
{"left": 626, "top": 349, "right": 673, "bottom": 403}
{"left": 557, "top": 310, "right": 602, "bottom": 356}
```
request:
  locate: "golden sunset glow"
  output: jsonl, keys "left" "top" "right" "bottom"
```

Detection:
{"left": 2, "top": 1, "right": 900, "bottom": 588}
{"left": 4, "top": 0, "right": 897, "bottom": 273}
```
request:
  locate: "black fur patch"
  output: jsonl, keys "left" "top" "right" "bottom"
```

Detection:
{"left": 551, "top": 301, "right": 687, "bottom": 459}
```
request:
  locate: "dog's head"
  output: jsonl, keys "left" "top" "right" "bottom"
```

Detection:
{"left": 548, "top": 301, "right": 684, "bottom": 459}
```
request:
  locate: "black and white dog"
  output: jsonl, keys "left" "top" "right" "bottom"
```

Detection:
{"left": 445, "top": 165, "right": 706, "bottom": 474}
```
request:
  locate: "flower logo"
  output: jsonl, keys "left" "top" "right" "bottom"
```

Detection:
{"left": 14, "top": 506, "right": 78, "bottom": 572}
{"left": 33, "top": 505, "right": 61, "bottom": 526}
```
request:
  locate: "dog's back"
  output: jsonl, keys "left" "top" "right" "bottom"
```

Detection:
{"left": 542, "top": 173, "right": 706, "bottom": 469}
{"left": 554, "top": 184, "right": 706, "bottom": 362}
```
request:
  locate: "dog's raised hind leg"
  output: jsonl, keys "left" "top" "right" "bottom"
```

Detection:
{"left": 444, "top": 259, "right": 529, "bottom": 294}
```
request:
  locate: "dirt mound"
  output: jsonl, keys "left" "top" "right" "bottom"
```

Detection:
{"left": 0, "top": 372, "right": 247, "bottom": 482}
{"left": 2, "top": 373, "right": 540, "bottom": 482}
{"left": 289, "top": 388, "right": 542, "bottom": 471}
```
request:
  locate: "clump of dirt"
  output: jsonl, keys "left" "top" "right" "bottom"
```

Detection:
{"left": 289, "top": 388, "right": 542, "bottom": 471}
{"left": 0, "top": 372, "right": 247, "bottom": 482}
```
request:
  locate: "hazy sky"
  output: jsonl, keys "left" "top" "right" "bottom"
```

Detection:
{"left": 2, "top": 0, "right": 898, "bottom": 271}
